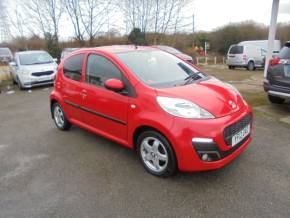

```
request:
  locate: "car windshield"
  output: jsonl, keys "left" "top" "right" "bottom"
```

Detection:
{"left": 116, "top": 50, "right": 207, "bottom": 88}
{"left": 229, "top": 46, "right": 244, "bottom": 54}
{"left": 0, "top": 48, "right": 11, "bottom": 55}
{"left": 19, "top": 52, "right": 53, "bottom": 65}
{"left": 158, "top": 46, "right": 181, "bottom": 54}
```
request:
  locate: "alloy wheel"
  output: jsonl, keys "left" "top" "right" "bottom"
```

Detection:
{"left": 140, "top": 136, "right": 169, "bottom": 173}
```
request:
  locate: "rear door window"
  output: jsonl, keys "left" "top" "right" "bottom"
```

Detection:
{"left": 63, "top": 54, "right": 84, "bottom": 81}
{"left": 229, "top": 46, "right": 244, "bottom": 54}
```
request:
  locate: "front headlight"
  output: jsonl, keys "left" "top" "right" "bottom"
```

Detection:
{"left": 156, "top": 96, "right": 215, "bottom": 119}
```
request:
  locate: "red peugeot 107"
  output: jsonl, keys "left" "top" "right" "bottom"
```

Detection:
{"left": 50, "top": 45, "right": 253, "bottom": 177}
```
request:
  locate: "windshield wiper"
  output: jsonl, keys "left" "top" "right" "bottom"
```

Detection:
{"left": 183, "top": 72, "right": 202, "bottom": 85}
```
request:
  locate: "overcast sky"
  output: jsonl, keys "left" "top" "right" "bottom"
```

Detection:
{"left": 192, "top": 0, "right": 290, "bottom": 31}
{"left": 2, "top": 0, "right": 290, "bottom": 42}
{"left": 57, "top": 0, "right": 290, "bottom": 40}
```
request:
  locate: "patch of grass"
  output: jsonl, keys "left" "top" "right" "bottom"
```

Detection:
{"left": 241, "top": 91, "right": 268, "bottom": 107}
{"left": 200, "top": 65, "right": 263, "bottom": 82}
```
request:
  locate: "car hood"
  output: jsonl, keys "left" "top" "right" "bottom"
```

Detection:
{"left": 155, "top": 77, "right": 246, "bottom": 118}
{"left": 20, "top": 63, "right": 57, "bottom": 72}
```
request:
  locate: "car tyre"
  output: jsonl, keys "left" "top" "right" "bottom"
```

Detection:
{"left": 228, "top": 65, "right": 235, "bottom": 69}
{"left": 52, "top": 102, "right": 71, "bottom": 130}
{"left": 17, "top": 77, "right": 24, "bottom": 90}
{"left": 137, "top": 130, "right": 177, "bottom": 177}
{"left": 247, "top": 61, "right": 255, "bottom": 71}
{"left": 268, "top": 94, "right": 285, "bottom": 104}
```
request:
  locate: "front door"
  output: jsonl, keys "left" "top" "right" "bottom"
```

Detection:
{"left": 81, "top": 53, "right": 129, "bottom": 143}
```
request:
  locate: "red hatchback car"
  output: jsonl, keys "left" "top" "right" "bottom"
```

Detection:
{"left": 50, "top": 45, "right": 253, "bottom": 177}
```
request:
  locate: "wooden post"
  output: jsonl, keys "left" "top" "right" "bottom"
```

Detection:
{"left": 214, "top": 57, "right": 217, "bottom": 65}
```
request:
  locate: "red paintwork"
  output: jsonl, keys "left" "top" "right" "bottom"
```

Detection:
{"left": 50, "top": 45, "right": 253, "bottom": 172}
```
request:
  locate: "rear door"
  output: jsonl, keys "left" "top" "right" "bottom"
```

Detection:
{"left": 81, "top": 52, "right": 130, "bottom": 143}
{"left": 227, "top": 45, "right": 244, "bottom": 65}
{"left": 60, "top": 53, "right": 85, "bottom": 122}
{"left": 269, "top": 43, "right": 290, "bottom": 87}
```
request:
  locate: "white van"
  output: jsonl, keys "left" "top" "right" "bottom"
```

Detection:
{"left": 226, "top": 40, "right": 281, "bottom": 71}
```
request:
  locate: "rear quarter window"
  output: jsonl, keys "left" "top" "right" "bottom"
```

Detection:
{"left": 63, "top": 54, "right": 84, "bottom": 81}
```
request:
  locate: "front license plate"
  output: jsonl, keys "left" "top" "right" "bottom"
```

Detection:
{"left": 231, "top": 124, "right": 250, "bottom": 146}
{"left": 38, "top": 76, "right": 50, "bottom": 82}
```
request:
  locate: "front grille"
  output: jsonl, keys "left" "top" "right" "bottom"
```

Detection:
{"left": 32, "top": 71, "right": 54, "bottom": 77}
{"left": 224, "top": 114, "right": 252, "bottom": 146}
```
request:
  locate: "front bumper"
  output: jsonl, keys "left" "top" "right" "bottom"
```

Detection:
{"left": 264, "top": 81, "right": 290, "bottom": 99}
{"left": 19, "top": 73, "right": 56, "bottom": 88}
{"left": 168, "top": 105, "right": 253, "bottom": 172}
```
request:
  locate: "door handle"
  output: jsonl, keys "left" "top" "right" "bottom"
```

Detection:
{"left": 81, "top": 90, "right": 87, "bottom": 99}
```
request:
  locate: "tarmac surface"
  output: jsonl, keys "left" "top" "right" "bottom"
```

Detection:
{"left": 0, "top": 87, "right": 290, "bottom": 217}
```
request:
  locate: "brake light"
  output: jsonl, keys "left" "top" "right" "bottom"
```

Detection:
{"left": 269, "top": 58, "right": 280, "bottom": 66}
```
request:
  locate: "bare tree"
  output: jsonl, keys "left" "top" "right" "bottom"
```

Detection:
{"left": 122, "top": 0, "right": 154, "bottom": 33}
{"left": 64, "top": 0, "right": 85, "bottom": 43}
{"left": 79, "top": 0, "right": 115, "bottom": 45}
{"left": 0, "top": 0, "right": 11, "bottom": 42}
{"left": 6, "top": 1, "right": 37, "bottom": 39}
{"left": 25, "top": 0, "right": 64, "bottom": 41}
{"left": 121, "top": 0, "right": 191, "bottom": 42}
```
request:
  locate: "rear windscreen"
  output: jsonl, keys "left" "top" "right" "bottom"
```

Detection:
{"left": 279, "top": 44, "right": 290, "bottom": 59}
{"left": 229, "top": 46, "right": 244, "bottom": 54}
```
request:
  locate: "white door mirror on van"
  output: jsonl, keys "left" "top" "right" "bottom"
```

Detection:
{"left": 53, "top": 58, "right": 58, "bottom": 62}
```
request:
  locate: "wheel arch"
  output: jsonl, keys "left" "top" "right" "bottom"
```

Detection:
{"left": 132, "top": 125, "right": 176, "bottom": 155}
{"left": 247, "top": 59, "right": 255, "bottom": 65}
{"left": 50, "top": 98, "right": 58, "bottom": 118}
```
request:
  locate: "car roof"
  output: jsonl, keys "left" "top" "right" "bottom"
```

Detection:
{"left": 0, "top": 47, "right": 11, "bottom": 50}
{"left": 77, "top": 45, "right": 157, "bottom": 54}
{"left": 16, "top": 50, "right": 48, "bottom": 55}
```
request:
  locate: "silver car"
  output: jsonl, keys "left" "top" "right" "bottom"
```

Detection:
{"left": 0, "top": 47, "right": 13, "bottom": 63}
{"left": 10, "top": 51, "right": 58, "bottom": 89}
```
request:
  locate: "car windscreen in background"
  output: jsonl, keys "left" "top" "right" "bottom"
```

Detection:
{"left": 0, "top": 48, "right": 11, "bottom": 55}
{"left": 19, "top": 53, "right": 53, "bottom": 65}
{"left": 229, "top": 46, "right": 244, "bottom": 54}
{"left": 279, "top": 45, "right": 290, "bottom": 59}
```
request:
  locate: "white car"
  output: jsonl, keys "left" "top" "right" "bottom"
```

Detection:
{"left": 10, "top": 51, "right": 58, "bottom": 89}
{"left": 226, "top": 40, "right": 281, "bottom": 71}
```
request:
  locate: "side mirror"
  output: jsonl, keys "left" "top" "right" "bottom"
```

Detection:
{"left": 9, "top": 62, "right": 17, "bottom": 67}
{"left": 53, "top": 58, "right": 58, "bottom": 62}
{"left": 104, "top": 78, "right": 124, "bottom": 92}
